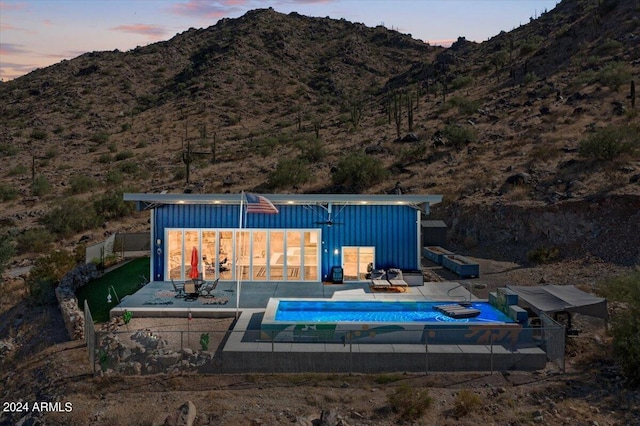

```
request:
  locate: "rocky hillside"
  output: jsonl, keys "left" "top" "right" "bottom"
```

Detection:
{"left": 0, "top": 0, "right": 638, "bottom": 262}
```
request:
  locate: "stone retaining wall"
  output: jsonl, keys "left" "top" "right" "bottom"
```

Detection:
{"left": 55, "top": 263, "right": 100, "bottom": 341}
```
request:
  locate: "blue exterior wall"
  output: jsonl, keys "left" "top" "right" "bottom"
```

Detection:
{"left": 152, "top": 203, "right": 419, "bottom": 281}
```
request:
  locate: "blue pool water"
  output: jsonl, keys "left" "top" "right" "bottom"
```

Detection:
{"left": 275, "top": 300, "right": 514, "bottom": 323}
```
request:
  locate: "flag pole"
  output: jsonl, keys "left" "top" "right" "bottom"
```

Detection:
{"left": 236, "top": 191, "right": 244, "bottom": 319}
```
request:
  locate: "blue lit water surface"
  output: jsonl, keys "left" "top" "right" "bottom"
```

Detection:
{"left": 275, "top": 301, "right": 514, "bottom": 323}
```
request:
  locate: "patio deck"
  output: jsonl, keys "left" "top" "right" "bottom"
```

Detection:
{"left": 108, "top": 280, "right": 476, "bottom": 319}
{"left": 105, "top": 281, "right": 548, "bottom": 372}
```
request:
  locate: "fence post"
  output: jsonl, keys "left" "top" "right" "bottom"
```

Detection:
{"left": 180, "top": 331, "right": 184, "bottom": 351}
{"left": 425, "top": 334, "right": 429, "bottom": 375}
{"left": 490, "top": 332, "right": 494, "bottom": 374}
{"left": 349, "top": 331, "right": 353, "bottom": 376}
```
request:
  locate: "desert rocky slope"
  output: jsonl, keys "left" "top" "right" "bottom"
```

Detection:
{"left": 1, "top": 0, "right": 640, "bottom": 424}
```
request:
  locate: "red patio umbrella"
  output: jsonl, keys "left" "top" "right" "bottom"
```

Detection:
{"left": 190, "top": 246, "right": 199, "bottom": 279}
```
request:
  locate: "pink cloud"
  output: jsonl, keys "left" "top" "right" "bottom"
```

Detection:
{"left": 110, "top": 24, "right": 167, "bottom": 39}
{"left": 168, "top": 0, "right": 238, "bottom": 19}
{"left": 0, "top": 1, "right": 27, "bottom": 12}
{"left": 0, "top": 42, "right": 30, "bottom": 55}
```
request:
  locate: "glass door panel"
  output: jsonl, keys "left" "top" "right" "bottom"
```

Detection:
{"left": 252, "top": 231, "right": 267, "bottom": 280}
{"left": 286, "top": 231, "right": 301, "bottom": 280}
{"left": 359, "top": 247, "right": 375, "bottom": 280}
{"left": 184, "top": 230, "right": 200, "bottom": 280}
{"left": 342, "top": 247, "right": 374, "bottom": 281}
{"left": 303, "top": 231, "right": 318, "bottom": 281}
{"left": 167, "top": 230, "right": 183, "bottom": 280}
{"left": 270, "top": 231, "right": 284, "bottom": 280}
{"left": 342, "top": 247, "right": 359, "bottom": 281}
{"left": 201, "top": 231, "right": 217, "bottom": 280}
{"left": 237, "top": 231, "right": 251, "bottom": 281}
{"left": 219, "top": 231, "right": 233, "bottom": 280}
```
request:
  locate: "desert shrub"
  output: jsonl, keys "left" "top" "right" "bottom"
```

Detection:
{"left": 117, "top": 161, "right": 138, "bottom": 174}
{"left": 443, "top": 124, "right": 477, "bottom": 149}
{"left": 26, "top": 250, "right": 76, "bottom": 305}
{"left": 387, "top": 383, "right": 433, "bottom": 421}
{"left": 31, "top": 175, "right": 52, "bottom": 196}
{"left": 0, "top": 233, "right": 14, "bottom": 277}
{"left": 69, "top": 174, "right": 97, "bottom": 194}
{"left": 97, "top": 153, "right": 113, "bottom": 164}
{"left": 598, "top": 62, "right": 632, "bottom": 91}
{"left": 0, "top": 183, "right": 19, "bottom": 201}
{"left": 298, "top": 139, "right": 326, "bottom": 163}
{"left": 90, "top": 131, "right": 110, "bottom": 144}
{"left": 519, "top": 42, "right": 539, "bottom": 56}
{"left": 450, "top": 75, "right": 474, "bottom": 91}
{"left": 16, "top": 228, "right": 55, "bottom": 254}
{"left": 595, "top": 38, "right": 623, "bottom": 56}
{"left": 105, "top": 169, "right": 123, "bottom": 186}
{"left": 523, "top": 72, "right": 538, "bottom": 85}
{"left": 527, "top": 246, "right": 560, "bottom": 264}
{"left": 6, "top": 165, "right": 27, "bottom": 177}
{"left": 597, "top": 270, "right": 640, "bottom": 388}
{"left": 43, "top": 148, "right": 57, "bottom": 160}
{"left": 579, "top": 124, "right": 639, "bottom": 161}
{"left": 93, "top": 188, "right": 136, "bottom": 219}
{"left": 40, "top": 198, "right": 101, "bottom": 237}
{"left": 445, "top": 96, "right": 480, "bottom": 116}
{"left": 267, "top": 158, "right": 312, "bottom": 189}
{"left": 0, "top": 143, "right": 19, "bottom": 156}
{"left": 115, "top": 150, "right": 134, "bottom": 161}
{"left": 332, "top": 153, "right": 388, "bottom": 191}
{"left": 452, "top": 389, "right": 484, "bottom": 417}
{"left": 30, "top": 128, "right": 48, "bottom": 140}
{"left": 173, "top": 167, "right": 186, "bottom": 181}
{"left": 253, "top": 135, "right": 280, "bottom": 157}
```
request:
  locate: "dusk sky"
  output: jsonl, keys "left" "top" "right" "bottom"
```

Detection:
{"left": 1, "top": 0, "right": 561, "bottom": 81}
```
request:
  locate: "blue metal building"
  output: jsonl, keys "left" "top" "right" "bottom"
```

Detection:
{"left": 124, "top": 193, "right": 442, "bottom": 283}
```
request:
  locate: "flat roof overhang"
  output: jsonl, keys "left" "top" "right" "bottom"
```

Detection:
{"left": 124, "top": 193, "right": 443, "bottom": 212}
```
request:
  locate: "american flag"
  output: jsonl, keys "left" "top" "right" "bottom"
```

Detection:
{"left": 245, "top": 193, "right": 279, "bottom": 214}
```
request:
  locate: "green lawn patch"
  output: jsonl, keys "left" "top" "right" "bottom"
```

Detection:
{"left": 76, "top": 257, "right": 150, "bottom": 323}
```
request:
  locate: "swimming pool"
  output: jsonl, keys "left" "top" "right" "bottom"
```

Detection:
{"left": 262, "top": 298, "right": 528, "bottom": 345}
{"left": 274, "top": 300, "right": 513, "bottom": 323}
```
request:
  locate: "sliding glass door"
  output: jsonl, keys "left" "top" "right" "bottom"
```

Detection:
{"left": 165, "top": 228, "right": 320, "bottom": 282}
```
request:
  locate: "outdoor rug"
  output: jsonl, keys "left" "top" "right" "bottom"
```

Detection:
{"left": 143, "top": 290, "right": 177, "bottom": 305}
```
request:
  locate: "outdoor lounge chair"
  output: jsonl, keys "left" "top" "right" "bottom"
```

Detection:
{"left": 386, "top": 268, "right": 408, "bottom": 287}
{"left": 198, "top": 278, "right": 219, "bottom": 298}
{"left": 370, "top": 269, "right": 391, "bottom": 289}
{"left": 171, "top": 279, "right": 185, "bottom": 298}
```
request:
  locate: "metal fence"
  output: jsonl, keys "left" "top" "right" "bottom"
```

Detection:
{"left": 90, "top": 323, "right": 565, "bottom": 376}
{"left": 540, "top": 312, "right": 566, "bottom": 371}
{"left": 85, "top": 232, "right": 150, "bottom": 264}
{"left": 84, "top": 300, "right": 96, "bottom": 374}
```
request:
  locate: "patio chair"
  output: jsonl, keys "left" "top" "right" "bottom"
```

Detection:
{"left": 183, "top": 281, "right": 198, "bottom": 301}
{"left": 198, "top": 278, "right": 219, "bottom": 298}
{"left": 369, "top": 269, "right": 391, "bottom": 289}
{"left": 171, "top": 279, "right": 186, "bottom": 298}
{"left": 386, "top": 268, "right": 408, "bottom": 287}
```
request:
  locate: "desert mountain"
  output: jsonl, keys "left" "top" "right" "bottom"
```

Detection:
{"left": 0, "top": 0, "right": 638, "bottom": 263}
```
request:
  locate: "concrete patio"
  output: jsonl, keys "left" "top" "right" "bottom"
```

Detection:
{"left": 108, "top": 280, "right": 477, "bottom": 319}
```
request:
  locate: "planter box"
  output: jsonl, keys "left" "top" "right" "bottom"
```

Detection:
{"left": 422, "top": 246, "right": 454, "bottom": 264}
{"left": 441, "top": 255, "right": 480, "bottom": 278}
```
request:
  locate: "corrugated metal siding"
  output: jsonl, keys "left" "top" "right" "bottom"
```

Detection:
{"left": 154, "top": 204, "right": 419, "bottom": 281}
